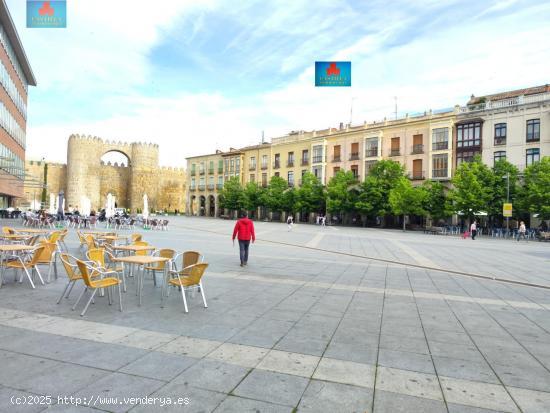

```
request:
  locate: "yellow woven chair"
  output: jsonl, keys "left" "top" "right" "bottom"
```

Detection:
{"left": 35, "top": 241, "right": 58, "bottom": 282}
{"left": 166, "top": 263, "right": 208, "bottom": 313}
{"left": 2, "top": 226, "right": 14, "bottom": 235}
{"left": 57, "top": 253, "right": 98, "bottom": 304}
{"left": 74, "top": 260, "right": 123, "bottom": 316}
{"left": 131, "top": 233, "right": 142, "bottom": 243}
{"left": 144, "top": 248, "right": 175, "bottom": 286}
{"left": 87, "top": 247, "right": 126, "bottom": 292}
{"left": 171, "top": 251, "right": 203, "bottom": 277}
{"left": 46, "top": 231, "right": 61, "bottom": 244}
{"left": 84, "top": 235, "right": 97, "bottom": 251}
{"left": 132, "top": 240, "right": 150, "bottom": 256}
{"left": 5, "top": 245, "right": 46, "bottom": 289}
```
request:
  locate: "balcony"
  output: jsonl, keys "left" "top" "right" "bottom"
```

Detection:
{"left": 301, "top": 159, "right": 309, "bottom": 166}
{"left": 389, "top": 149, "right": 401, "bottom": 157}
{"left": 216, "top": 183, "right": 223, "bottom": 189}
{"left": 218, "top": 168, "right": 223, "bottom": 173}
{"left": 287, "top": 161, "right": 294, "bottom": 167}
{"left": 288, "top": 182, "right": 295, "bottom": 188}
{"left": 411, "top": 144, "right": 424, "bottom": 154}
{"left": 312, "top": 156, "right": 323, "bottom": 163}
{"left": 261, "top": 164, "right": 268, "bottom": 170}
{"left": 432, "top": 169, "right": 448, "bottom": 179}
{"left": 273, "top": 162, "right": 280, "bottom": 169}
{"left": 189, "top": 186, "right": 196, "bottom": 191}
{"left": 526, "top": 134, "right": 540, "bottom": 143}
{"left": 249, "top": 165, "right": 256, "bottom": 171}
{"left": 409, "top": 171, "right": 425, "bottom": 180}
{"left": 365, "top": 148, "right": 378, "bottom": 157}
{"left": 349, "top": 153, "right": 360, "bottom": 161}
{"left": 208, "top": 169, "right": 214, "bottom": 174}
{"left": 207, "top": 184, "right": 215, "bottom": 190}
{"left": 494, "top": 137, "right": 506, "bottom": 146}
{"left": 199, "top": 169, "right": 205, "bottom": 175}
{"left": 190, "top": 170, "right": 196, "bottom": 176}
{"left": 198, "top": 184, "right": 205, "bottom": 191}
{"left": 332, "top": 156, "right": 341, "bottom": 163}
{"left": 433, "top": 142, "right": 448, "bottom": 151}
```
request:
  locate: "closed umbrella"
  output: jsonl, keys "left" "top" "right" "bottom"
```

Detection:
{"left": 105, "top": 193, "right": 113, "bottom": 218}
{"left": 143, "top": 194, "right": 149, "bottom": 228}
{"left": 49, "top": 193, "right": 55, "bottom": 214}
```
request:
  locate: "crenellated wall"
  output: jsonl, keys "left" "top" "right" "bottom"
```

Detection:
{"left": 17, "top": 134, "right": 186, "bottom": 213}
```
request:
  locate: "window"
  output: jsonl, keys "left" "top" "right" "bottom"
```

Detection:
{"left": 230, "top": 159, "right": 234, "bottom": 172}
{"left": 457, "top": 122, "right": 481, "bottom": 147}
{"left": 301, "top": 150, "right": 309, "bottom": 165}
{"left": 199, "top": 177, "right": 205, "bottom": 189}
{"left": 350, "top": 143, "right": 359, "bottom": 160}
{"left": 494, "top": 123, "right": 506, "bottom": 145}
{"left": 432, "top": 128, "right": 449, "bottom": 150}
{"left": 191, "top": 163, "right": 196, "bottom": 175}
{"left": 527, "top": 119, "right": 540, "bottom": 142}
{"left": 287, "top": 152, "right": 294, "bottom": 167}
{"left": 312, "top": 165, "right": 322, "bottom": 180}
{"left": 209, "top": 161, "right": 214, "bottom": 173}
{"left": 249, "top": 157, "right": 256, "bottom": 170}
{"left": 250, "top": 174, "right": 255, "bottom": 183}
{"left": 288, "top": 171, "right": 294, "bottom": 186}
{"left": 365, "top": 160, "right": 377, "bottom": 176}
{"left": 274, "top": 172, "right": 280, "bottom": 177}
{"left": 333, "top": 166, "right": 340, "bottom": 175}
{"left": 190, "top": 177, "right": 196, "bottom": 189}
{"left": 412, "top": 134, "right": 423, "bottom": 154}
{"left": 274, "top": 153, "right": 280, "bottom": 168}
{"left": 225, "top": 159, "right": 229, "bottom": 172}
{"left": 301, "top": 169, "right": 307, "bottom": 177}
{"left": 526, "top": 148, "right": 540, "bottom": 166}
{"left": 218, "top": 160, "right": 223, "bottom": 173}
{"left": 390, "top": 137, "right": 400, "bottom": 156}
{"left": 432, "top": 154, "right": 448, "bottom": 178}
{"left": 456, "top": 150, "right": 479, "bottom": 166}
{"left": 217, "top": 176, "right": 223, "bottom": 188}
{"left": 235, "top": 158, "right": 240, "bottom": 172}
{"left": 199, "top": 162, "right": 205, "bottom": 174}
{"left": 312, "top": 145, "right": 323, "bottom": 163}
{"left": 208, "top": 176, "right": 214, "bottom": 189}
{"left": 261, "top": 155, "right": 268, "bottom": 169}
{"left": 412, "top": 159, "right": 423, "bottom": 180}
{"left": 333, "top": 145, "right": 341, "bottom": 162}
{"left": 494, "top": 151, "right": 506, "bottom": 164}
{"left": 351, "top": 165, "right": 359, "bottom": 179}
{"left": 365, "top": 138, "right": 378, "bottom": 157}
{"left": 261, "top": 173, "right": 267, "bottom": 187}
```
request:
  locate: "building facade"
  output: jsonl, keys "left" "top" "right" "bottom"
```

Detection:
{"left": 0, "top": 0, "right": 37, "bottom": 208}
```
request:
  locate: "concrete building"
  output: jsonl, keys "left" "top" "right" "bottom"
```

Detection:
{"left": 458, "top": 85, "right": 550, "bottom": 171}
{"left": 0, "top": 0, "right": 37, "bottom": 208}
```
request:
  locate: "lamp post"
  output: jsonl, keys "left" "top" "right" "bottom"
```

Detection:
{"left": 506, "top": 172, "right": 510, "bottom": 231}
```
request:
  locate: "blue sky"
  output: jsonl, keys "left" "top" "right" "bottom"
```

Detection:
{"left": 6, "top": 0, "right": 550, "bottom": 166}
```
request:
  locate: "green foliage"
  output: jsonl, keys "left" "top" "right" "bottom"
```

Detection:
{"left": 421, "top": 180, "right": 451, "bottom": 220}
{"left": 326, "top": 170, "right": 359, "bottom": 215}
{"left": 282, "top": 187, "right": 298, "bottom": 213}
{"left": 389, "top": 178, "right": 427, "bottom": 229}
{"left": 219, "top": 177, "right": 244, "bottom": 212}
{"left": 490, "top": 160, "right": 519, "bottom": 218}
{"left": 241, "top": 182, "right": 264, "bottom": 212}
{"left": 295, "top": 172, "right": 325, "bottom": 214}
{"left": 521, "top": 157, "right": 550, "bottom": 219}
{"left": 260, "top": 175, "right": 288, "bottom": 212}
{"left": 449, "top": 155, "right": 493, "bottom": 219}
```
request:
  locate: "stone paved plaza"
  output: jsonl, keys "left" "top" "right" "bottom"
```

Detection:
{"left": 0, "top": 217, "right": 550, "bottom": 412}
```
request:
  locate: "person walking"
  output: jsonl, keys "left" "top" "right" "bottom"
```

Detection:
{"left": 517, "top": 221, "right": 527, "bottom": 242}
{"left": 321, "top": 215, "right": 326, "bottom": 227}
{"left": 232, "top": 211, "right": 255, "bottom": 267}
{"left": 470, "top": 220, "right": 477, "bottom": 240}
{"left": 287, "top": 215, "right": 294, "bottom": 231}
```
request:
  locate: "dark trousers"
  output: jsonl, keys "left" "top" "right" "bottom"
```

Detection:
{"left": 238, "top": 240, "right": 250, "bottom": 264}
{"left": 471, "top": 230, "right": 477, "bottom": 240}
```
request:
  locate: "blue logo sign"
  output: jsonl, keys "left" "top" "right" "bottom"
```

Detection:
{"left": 315, "top": 62, "right": 351, "bottom": 87}
{"left": 27, "top": 1, "right": 66, "bottom": 28}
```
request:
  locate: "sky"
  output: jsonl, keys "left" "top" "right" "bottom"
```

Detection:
{"left": 7, "top": 0, "right": 550, "bottom": 167}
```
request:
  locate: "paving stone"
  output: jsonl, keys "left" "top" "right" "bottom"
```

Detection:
{"left": 119, "top": 351, "right": 197, "bottom": 381}
{"left": 433, "top": 356, "right": 499, "bottom": 384}
{"left": 298, "top": 380, "right": 373, "bottom": 413}
{"left": 172, "top": 359, "right": 250, "bottom": 393}
{"left": 378, "top": 348, "right": 435, "bottom": 374}
{"left": 379, "top": 334, "right": 430, "bottom": 354}
{"left": 233, "top": 370, "right": 309, "bottom": 407}
{"left": 213, "top": 396, "right": 292, "bottom": 413}
{"left": 274, "top": 334, "right": 328, "bottom": 356}
{"left": 507, "top": 386, "right": 550, "bottom": 413}
{"left": 373, "top": 389, "right": 447, "bottom": 413}
{"left": 312, "top": 357, "right": 375, "bottom": 388}
{"left": 256, "top": 349, "right": 319, "bottom": 377}
{"left": 0, "top": 386, "right": 45, "bottom": 413}
{"left": 323, "top": 341, "right": 378, "bottom": 364}
{"left": 447, "top": 403, "right": 510, "bottom": 413}
{"left": 207, "top": 342, "right": 269, "bottom": 368}
{"left": 157, "top": 336, "right": 221, "bottom": 358}
{"left": 439, "top": 376, "right": 519, "bottom": 412}
{"left": 114, "top": 330, "right": 178, "bottom": 350}
{"left": 376, "top": 366, "right": 443, "bottom": 401}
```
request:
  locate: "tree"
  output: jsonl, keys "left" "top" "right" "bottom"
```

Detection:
{"left": 357, "top": 160, "right": 405, "bottom": 226}
{"left": 422, "top": 180, "right": 450, "bottom": 222}
{"left": 326, "top": 170, "right": 358, "bottom": 222}
{"left": 521, "top": 156, "right": 550, "bottom": 219}
{"left": 41, "top": 163, "right": 48, "bottom": 205}
{"left": 389, "top": 178, "right": 427, "bottom": 231}
{"left": 490, "top": 160, "right": 519, "bottom": 221}
{"left": 295, "top": 172, "right": 325, "bottom": 217}
{"left": 282, "top": 187, "right": 298, "bottom": 214}
{"left": 449, "top": 156, "right": 493, "bottom": 221}
{"left": 219, "top": 177, "right": 244, "bottom": 212}
{"left": 261, "top": 175, "right": 288, "bottom": 213}
{"left": 241, "top": 182, "right": 264, "bottom": 214}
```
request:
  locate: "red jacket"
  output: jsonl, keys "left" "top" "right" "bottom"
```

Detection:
{"left": 232, "top": 218, "right": 255, "bottom": 241}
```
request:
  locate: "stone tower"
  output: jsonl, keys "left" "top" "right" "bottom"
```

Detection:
{"left": 129, "top": 142, "right": 159, "bottom": 211}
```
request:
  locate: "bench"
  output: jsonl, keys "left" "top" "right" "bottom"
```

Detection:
{"left": 538, "top": 231, "right": 550, "bottom": 241}
{"left": 424, "top": 226, "right": 445, "bottom": 235}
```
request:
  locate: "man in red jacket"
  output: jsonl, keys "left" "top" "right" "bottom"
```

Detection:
{"left": 232, "top": 211, "right": 255, "bottom": 267}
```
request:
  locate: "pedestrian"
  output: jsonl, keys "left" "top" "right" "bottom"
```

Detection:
{"left": 287, "top": 215, "right": 294, "bottom": 231}
{"left": 517, "top": 221, "right": 527, "bottom": 242}
{"left": 232, "top": 211, "right": 255, "bottom": 267}
{"left": 470, "top": 220, "right": 477, "bottom": 240}
{"left": 321, "top": 215, "right": 326, "bottom": 227}
{"left": 316, "top": 215, "right": 320, "bottom": 225}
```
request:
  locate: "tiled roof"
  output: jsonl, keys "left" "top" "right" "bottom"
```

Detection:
{"left": 468, "top": 84, "right": 550, "bottom": 104}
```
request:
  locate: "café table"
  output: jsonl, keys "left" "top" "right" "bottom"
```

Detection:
{"left": 113, "top": 255, "right": 169, "bottom": 305}
{"left": 16, "top": 229, "right": 50, "bottom": 234}
{"left": 0, "top": 244, "right": 36, "bottom": 288}
{"left": 0, "top": 234, "right": 31, "bottom": 242}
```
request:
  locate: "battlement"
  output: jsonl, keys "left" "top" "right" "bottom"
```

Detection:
{"left": 159, "top": 166, "right": 186, "bottom": 173}
{"left": 100, "top": 161, "right": 129, "bottom": 168}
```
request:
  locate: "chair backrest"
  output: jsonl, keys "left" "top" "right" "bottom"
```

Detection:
{"left": 154, "top": 249, "right": 175, "bottom": 269}
{"left": 87, "top": 248, "right": 106, "bottom": 268}
{"left": 36, "top": 241, "right": 57, "bottom": 263}
{"left": 2, "top": 226, "right": 13, "bottom": 235}
{"left": 47, "top": 231, "right": 61, "bottom": 243}
{"left": 59, "top": 253, "right": 81, "bottom": 281}
{"left": 85, "top": 235, "right": 97, "bottom": 250}
{"left": 25, "top": 235, "right": 39, "bottom": 246}
{"left": 76, "top": 260, "right": 95, "bottom": 287}
{"left": 131, "top": 233, "right": 142, "bottom": 242}
{"left": 29, "top": 245, "right": 47, "bottom": 266}
{"left": 133, "top": 240, "right": 149, "bottom": 256}
{"left": 76, "top": 231, "right": 86, "bottom": 244}
{"left": 184, "top": 263, "right": 208, "bottom": 285}
{"left": 182, "top": 251, "right": 202, "bottom": 268}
